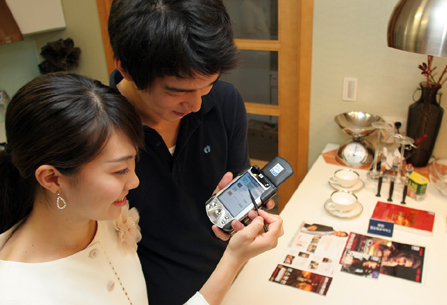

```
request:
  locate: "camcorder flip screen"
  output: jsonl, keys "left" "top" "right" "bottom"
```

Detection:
{"left": 217, "top": 172, "right": 265, "bottom": 217}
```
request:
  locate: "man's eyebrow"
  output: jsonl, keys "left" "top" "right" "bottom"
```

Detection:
{"left": 164, "top": 76, "right": 220, "bottom": 93}
{"left": 164, "top": 86, "right": 196, "bottom": 93}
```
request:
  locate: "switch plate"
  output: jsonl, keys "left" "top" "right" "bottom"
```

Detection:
{"left": 342, "top": 77, "right": 358, "bottom": 101}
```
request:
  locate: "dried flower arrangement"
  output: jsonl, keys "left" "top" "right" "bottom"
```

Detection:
{"left": 38, "top": 38, "right": 81, "bottom": 74}
{"left": 418, "top": 55, "right": 447, "bottom": 88}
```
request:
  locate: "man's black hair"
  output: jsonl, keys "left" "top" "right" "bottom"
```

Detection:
{"left": 108, "top": 0, "right": 240, "bottom": 90}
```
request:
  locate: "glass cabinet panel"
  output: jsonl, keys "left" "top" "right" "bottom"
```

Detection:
{"left": 223, "top": 0, "right": 278, "bottom": 40}
{"left": 247, "top": 114, "right": 278, "bottom": 162}
{"left": 220, "top": 50, "right": 278, "bottom": 106}
{"left": 220, "top": 49, "right": 279, "bottom": 163}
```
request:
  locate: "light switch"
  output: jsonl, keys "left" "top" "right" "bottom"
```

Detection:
{"left": 342, "top": 77, "right": 358, "bottom": 101}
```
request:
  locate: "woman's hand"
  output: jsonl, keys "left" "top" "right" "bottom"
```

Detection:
{"left": 225, "top": 209, "right": 284, "bottom": 264}
{"left": 198, "top": 210, "right": 283, "bottom": 305}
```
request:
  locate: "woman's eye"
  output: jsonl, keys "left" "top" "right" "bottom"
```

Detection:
{"left": 116, "top": 168, "right": 130, "bottom": 175}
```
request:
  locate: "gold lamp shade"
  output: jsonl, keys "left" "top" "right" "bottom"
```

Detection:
{"left": 0, "top": 0, "right": 23, "bottom": 45}
{"left": 387, "top": 0, "right": 447, "bottom": 57}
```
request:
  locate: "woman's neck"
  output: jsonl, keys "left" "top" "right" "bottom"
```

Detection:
{"left": 0, "top": 201, "right": 97, "bottom": 263}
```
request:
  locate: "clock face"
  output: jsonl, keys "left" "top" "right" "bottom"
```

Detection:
{"left": 343, "top": 142, "right": 367, "bottom": 164}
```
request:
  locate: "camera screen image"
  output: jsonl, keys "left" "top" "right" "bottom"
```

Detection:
{"left": 217, "top": 172, "right": 266, "bottom": 217}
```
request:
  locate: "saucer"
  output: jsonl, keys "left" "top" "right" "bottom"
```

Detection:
{"left": 328, "top": 178, "right": 364, "bottom": 192}
{"left": 324, "top": 199, "right": 363, "bottom": 219}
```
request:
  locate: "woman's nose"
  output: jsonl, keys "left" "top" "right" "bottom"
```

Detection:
{"left": 128, "top": 170, "right": 140, "bottom": 191}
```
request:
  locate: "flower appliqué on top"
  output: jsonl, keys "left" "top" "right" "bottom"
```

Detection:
{"left": 114, "top": 202, "right": 142, "bottom": 253}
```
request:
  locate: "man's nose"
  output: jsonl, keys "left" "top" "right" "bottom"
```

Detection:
{"left": 183, "top": 91, "right": 203, "bottom": 112}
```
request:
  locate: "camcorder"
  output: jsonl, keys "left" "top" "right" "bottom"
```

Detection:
{"left": 206, "top": 156, "right": 294, "bottom": 232}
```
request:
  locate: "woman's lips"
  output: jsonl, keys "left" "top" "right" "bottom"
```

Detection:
{"left": 113, "top": 197, "right": 127, "bottom": 207}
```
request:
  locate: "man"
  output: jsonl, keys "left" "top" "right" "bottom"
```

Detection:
{"left": 108, "top": 1, "right": 274, "bottom": 304}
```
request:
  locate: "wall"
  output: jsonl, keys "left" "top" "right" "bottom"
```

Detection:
{"left": 0, "top": 36, "right": 40, "bottom": 103}
{"left": 0, "top": 0, "right": 108, "bottom": 142}
{"left": 34, "top": 0, "right": 108, "bottom": 83}
{"left": 1, "top": 0, "right": 446, "bottom": 166}
{"left": 309, "top": 0, "right": 447, "bottom": 166}
{"left": 0, "top": 0, "right": 108, "bottom": 100}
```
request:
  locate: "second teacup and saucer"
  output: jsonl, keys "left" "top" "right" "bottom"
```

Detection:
{"left": 324, "top": 189, "right": 363, "bottom": 219}
{"left": 328, "top": 168, "right": 364, "bottom": 192}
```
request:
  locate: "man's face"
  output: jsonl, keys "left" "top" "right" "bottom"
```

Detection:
{"left": 135, "top": 73, "right": 220, "bottom": 123}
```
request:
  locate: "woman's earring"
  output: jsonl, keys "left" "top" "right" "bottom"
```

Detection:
{"left": 56, "top": 192, "right": 67, "bottom": 210}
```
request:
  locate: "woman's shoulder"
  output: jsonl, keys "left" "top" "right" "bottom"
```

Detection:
{"left": 0, "top": 223, "right": 20, "bottom": 250}
{"left": 0, "top": 221, "right": 26, "bottom": 261}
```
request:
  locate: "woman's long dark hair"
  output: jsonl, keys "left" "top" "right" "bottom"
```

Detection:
{"left": 0, "top": 73, "right": 144, "bottom": 233}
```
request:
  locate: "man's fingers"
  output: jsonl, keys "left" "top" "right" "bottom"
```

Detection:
{"left": 264, "top": 199, "right": 275, "bottom": 210}
{"left": 213, "top": 172, "right": 233, "bottom": 195}
{"left": 212, "top": 225, "right": 230, "bottom": 241}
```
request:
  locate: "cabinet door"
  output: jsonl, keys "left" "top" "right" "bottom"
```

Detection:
{"left": 95, "top": 0, "right": 114, "bottom": 74}
{"left": 222, "top": 0, "right": 313, "bottom": 212}
{"left": 95, "top": 0, "right": 313, "bottom": 212}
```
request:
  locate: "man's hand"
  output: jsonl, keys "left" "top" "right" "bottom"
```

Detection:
{"left": 212, "top": 172, "right": 234, "bottom": 195}
{"left": 213, "top": 171, "right": 276, "bottom": 209}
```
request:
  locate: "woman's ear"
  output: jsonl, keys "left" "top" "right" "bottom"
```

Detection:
{"left": 114, "top": 58, "right": 134, "bottom": 82}
{"left": 35, "top": 165, "right": 62, "bottom": 194}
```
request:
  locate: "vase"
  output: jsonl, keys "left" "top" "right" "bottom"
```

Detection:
{"left": 406, "top": 82, "right": 444, "bottom": 167}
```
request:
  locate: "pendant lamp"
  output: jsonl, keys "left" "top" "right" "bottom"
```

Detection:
{"left": 387, "top": 0, "right": 447, "bottom": 57}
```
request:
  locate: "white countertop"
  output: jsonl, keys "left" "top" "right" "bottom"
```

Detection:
{"left": 222, "top": 144, "right": 447, "bottom": 305}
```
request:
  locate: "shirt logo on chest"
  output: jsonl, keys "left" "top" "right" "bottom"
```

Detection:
{"left": 203, "top": 145, "right": 211, "bottom": 154}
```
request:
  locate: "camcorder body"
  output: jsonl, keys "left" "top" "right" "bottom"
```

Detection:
{"left": 206, "top": 156, "right": 294, "bottom": 232}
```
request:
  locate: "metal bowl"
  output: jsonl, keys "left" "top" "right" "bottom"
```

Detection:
{"left": 429, "top": 158, "right": 447, "bottom": 197}
{"left": 334, "top": 111, "right": 384, "bottom": 139}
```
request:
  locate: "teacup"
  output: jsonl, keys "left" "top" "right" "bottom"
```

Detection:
{"left": 329, "top": 169, "right": 359, "bottom": 188}
{"left": 330, "top": 190, "right": 358, "bottom": 212}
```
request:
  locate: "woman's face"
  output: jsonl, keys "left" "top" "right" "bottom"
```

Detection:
{"left": 59, "top": 130, "right": 140, "bottom": 222}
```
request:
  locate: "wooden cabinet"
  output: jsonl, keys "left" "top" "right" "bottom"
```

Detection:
{"left": 6, "top": 0, "right": 65, "bottom": 35}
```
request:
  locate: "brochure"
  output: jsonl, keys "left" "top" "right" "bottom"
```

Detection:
{"left": 269, "top": 265, "right": 332, "bottom": 296}
{"left": 340, "top": 250, "right": 382, "bottom": 279}
{"left": 341, "top": 232, "right": 425, "bottom": 283}
{"left": 269, "top": 221, "right": 349, "bottom": 295}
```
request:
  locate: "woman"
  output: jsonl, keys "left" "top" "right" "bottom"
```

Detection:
{"left": 0, "top": 73, "right": 283, "bottom": 304}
